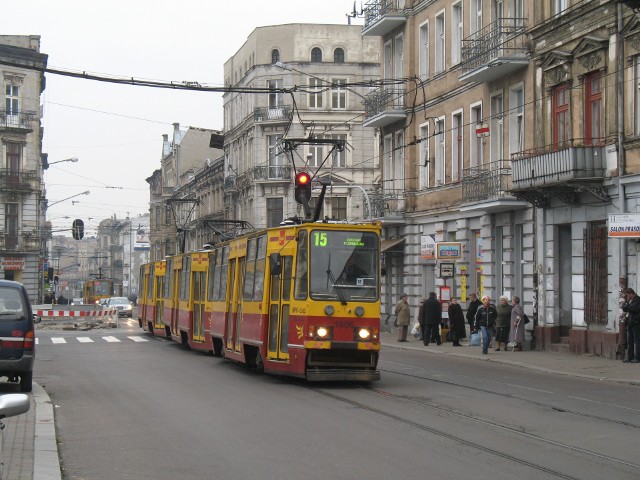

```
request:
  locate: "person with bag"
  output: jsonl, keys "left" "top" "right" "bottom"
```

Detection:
{"left": 394, "top": 293, "right": 411, "bottom": 342}
{"left": 466, "top": 293, "right": 482, "bottom": 336}
{"left": 622, "top": 288, "right": 640, "bottom": 363}
{"left": 448, "top": 297, "right": 466, "bottom": 346}
{"left": 494, "top": 296, "right": 512, "bottom": 351}
{"left": 508, "top": 295, "right": 526, "bottom": 351}
{"left": 422, "top": 292, "right": 442, "bottom": 346}
{"left": 414, "top": 298, "right": 426, "bottom": 340}
{"left": 474, "top": 295, "right": 497, "bottom": 354}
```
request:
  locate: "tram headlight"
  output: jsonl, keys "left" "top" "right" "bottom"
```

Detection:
{"left": 324, "top": 305, "right": 334, "bottom": 316}
{"left": 316, "top": 326, "right": 329, "bottom": 338}
{"left": 354, "top": 306, "right": 365, "bottom": 317}
{"left": 357, "top": 328, "right": 371, "bottom": 340}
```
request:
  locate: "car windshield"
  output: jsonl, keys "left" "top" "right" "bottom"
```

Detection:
{"left": 109, "top": 297, "right": 129, "bottom": 305}
{"left": 0, "top": 288, "right": 26, "bottom": 320}
{"left": 308, "top": 230, "right": 378, "bottom": 302}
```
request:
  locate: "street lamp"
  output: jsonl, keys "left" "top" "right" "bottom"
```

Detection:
{"left": 47, "top": 190, "right": 90, "bottom": 208}
{"left": 44, "top": 157, "right": 78, "bottom": 169}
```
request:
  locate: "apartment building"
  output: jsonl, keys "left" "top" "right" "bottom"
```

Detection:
{"left": 0, "top": 35, "right": 48, "bottom": 302}
{"left": 222, "top": 24, "right": 381, "bottom": 228}
{"left": 363, "top": 0, "right": 640, "bottom": 357}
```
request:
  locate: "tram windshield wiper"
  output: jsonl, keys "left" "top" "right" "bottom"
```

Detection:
{"left": 326, "top": 255, "right": 347, "bottom": 305}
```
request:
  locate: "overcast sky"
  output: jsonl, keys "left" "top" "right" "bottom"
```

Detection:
{"left": 6, "top": 0, "right": 364, "bottom": 236}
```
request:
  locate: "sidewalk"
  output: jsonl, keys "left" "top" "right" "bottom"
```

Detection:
{"left": 380, "top": 331, "right": 640, "bottom": 386}
{"left": 3, "top": 333, "right": 639, "bottom": 480}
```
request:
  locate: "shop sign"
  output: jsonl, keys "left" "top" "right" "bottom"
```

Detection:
{"left": 420, "top": 235, "right": 436, "bottom": 260}
{"left": 0, "top": 257, "right": 25, "bottom": 270}
{"left": 436, "top": 242, "right": 462, "bottom": 260}
{"left": 608, "top": 214, "right": 640, "bottom": 237}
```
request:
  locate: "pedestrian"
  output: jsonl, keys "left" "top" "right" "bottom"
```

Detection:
{"left": 422, "top": 292, "right": 442, "bottom": 346}
{"left": 494, "top": 295, "right": 512, "bottom": 351}
{"left": 509, "top": 296, "right": 525, "bottom": 351}
{"left": 474, "top": 295, "right": 497, "bottom": 354}
{"left": 394, "top": 293, "right": 411, "bottom": 342}
{"left": 466, "top": 293, "right": 482, "bottom": 336}
{"left": 448, "top": 297, "right": 466, "bottom": 346}
{"left": 416, "top": 298, "right": 426, "bottom": 340}
{"left": 622, "top": 288, "right": 640, "bottom": 363}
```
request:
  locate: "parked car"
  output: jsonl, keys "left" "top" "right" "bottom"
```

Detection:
{"left": 103, "top": 297, "right": 134, "bottom": 317}
{"left": 0, "top": 280, "right": 36, "bottom": 392}
{"left": 71, "top": 298, "right": 83, "bottom": 306}
{"left": 0, "top": 394, "right": 30, "bottom": 479}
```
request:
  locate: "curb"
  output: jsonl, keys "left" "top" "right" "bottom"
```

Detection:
{"left": 32, "top": 382, "right": 62, "bottom": 480}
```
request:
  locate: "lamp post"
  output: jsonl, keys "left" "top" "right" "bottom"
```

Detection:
{"left": 47, "top": 190, "right": 90, "bottom": 208}
{"left": 44, "top": 157, "right": 78, "bottom": 169}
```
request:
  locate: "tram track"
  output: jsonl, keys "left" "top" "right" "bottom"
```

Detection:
{"left": 378, "top": 363, "right": 640, "bottom": 430}
{"left": 308, "top": 383, "right": 640, "bottom": 479}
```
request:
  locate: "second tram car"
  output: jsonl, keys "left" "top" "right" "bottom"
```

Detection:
{"left": 83, "top": 279, "right": 116, "bottom": 305}
{"left": 138, "top": 220, "right": 381, "bottom": 381}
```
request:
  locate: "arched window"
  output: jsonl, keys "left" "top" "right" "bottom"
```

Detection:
{"left": 334, "top": 48, "right": 345, "bottom": 63}
{"left": 311, "top": 47, "right": 323, "bottom": 62}
{"left": 271, "top": 49, "right": 280, "bottom": 64}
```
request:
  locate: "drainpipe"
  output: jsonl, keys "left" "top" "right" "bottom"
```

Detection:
{"left": 617, "top": 4, "right": 628, "bottom": 336}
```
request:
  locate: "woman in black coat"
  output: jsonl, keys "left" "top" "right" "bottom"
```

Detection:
{"left": 448, "top": 297, "right": 466, "bottom": 346}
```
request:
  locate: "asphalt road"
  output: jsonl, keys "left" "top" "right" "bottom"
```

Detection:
{"left": 33, "top": 323, "right": 640, "bottom": 480}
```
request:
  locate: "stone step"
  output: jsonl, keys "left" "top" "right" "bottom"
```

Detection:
{"left": 548, "top": 342, "right": 571, "bottom": 353}
{"left": 559, "top": 336, "right": 570, "bottom": 344}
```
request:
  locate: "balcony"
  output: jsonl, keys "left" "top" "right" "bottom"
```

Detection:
{"left": 0, "top": 170, "right": 40, "bottom": 192}
{"left": 251, "top": 165, "right": 292, "bottom": 182}
{"left": 0, "top": 233, "right": 41, "bottom": 252}
{"left": 0, "top": 110, "right": 37, "bottom": 133}
{"left": 510, "top": 140, "right": 609, "bottom": 206}
{"left": 363, "top": 87, "right": 406, "bottom": 128}
{"left": 460, "top": 18, "right": 529, "bottom": 83}
{"left": 370, "top": 189, "right": 405, "bottom": 223}
{"left": 461, "top": 160, "right": 528, "bottom": 213}
{"left": 254, "top": 105, "right": 292, "bottom": 123}
{"left": 363, "top": 0, "right": 407, "bottom": 37}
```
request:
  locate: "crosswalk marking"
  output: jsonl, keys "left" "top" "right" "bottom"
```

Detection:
{"left": 77, "top": 337, "right": 94, "bottom": 343}
{"left": 128, "top": 336, "right": 148, "bottom": 343}
{"left": 51, "top": 337, "right": 67, "bottom": 344}
{"left": 102, "top": 336, "right": 121, "bottom": 343}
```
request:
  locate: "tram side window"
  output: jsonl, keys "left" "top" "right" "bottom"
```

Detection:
{"left": 294, "top": 231, "right": 308, "bottom": 299}
{"left": 180, "top": 256, "right": 191, "bottom": 301}
{"left": 243, "top": 238, "right": 257, "bottom": 301}
{"left": 207, "top": 250, "right": 218, "bottom": 301}
{"left": 148, "top": 266, "right": 154, "bottom": 299}
{"left": 253, "top": 235, "right": 266, "bottom": 301}
{"left": 164, "top": 259, "right": 173, "bottom": 299}
{"left": 219, "top": 246, "right": 229, "bottom": 301}
{"left": 282, "top": 256, "right": 293, "bottom": 301}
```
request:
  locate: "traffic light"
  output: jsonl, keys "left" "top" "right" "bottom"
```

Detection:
{"left": 72, "top": 219, "right": 84, "bottom": 240}
{"left": 294, "top": 172, "right": 312, "bottom": 205}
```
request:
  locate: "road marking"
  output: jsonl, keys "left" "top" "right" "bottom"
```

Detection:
{"left": 51, "top": 337, "right": 67, "bottom": 344}
{"left": 77, "top": 337, "right": 94, "bottom": 343}
{"left": 127, "top": 336, "right": 148, "bottom": 342}
{"left": 569, "top": 395, "right": 640, "bottom": 412}
{"left": 505, "top": 383, "right": 553, "bottom": 394}
{"left": 102, "top": 336, "right": 121, "bottom": 343}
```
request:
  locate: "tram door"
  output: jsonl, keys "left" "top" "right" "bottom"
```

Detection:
{"left": 225, "top": 259, "right": 237, "bottom": 350}
{"left": 233, "top": 258, "right": 246, "bottom": 353}
{"left": 171, "top": 263, "right": 181, "bottom": 336}
{"left": 192, "top": 271, "right": 205, "bottom": 342}
{"left": 267, "top": 255, "right": 292, "bottom": 361}
{"left": 154, "top": 275, "right": 163, "bottom": 329}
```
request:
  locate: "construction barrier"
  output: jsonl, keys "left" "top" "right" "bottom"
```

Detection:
{"left": 33, "top": 305, "right": 118, "bottom": 318}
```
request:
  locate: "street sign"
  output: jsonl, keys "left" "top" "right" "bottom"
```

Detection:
{"left": 439, "top": 262, "right": 454, "bottom": 277}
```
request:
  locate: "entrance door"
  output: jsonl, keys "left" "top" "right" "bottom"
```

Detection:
{"left": 225, "top": 259, "right": 237, "bottom": 350}
{"left": 192, "top": 271, "right": 205, "bottom": 341}
{"left": 267, "top": 256, "right": 292, "bottom": 361}
{"left": 154, "top": 276, "right": 164, "bottom": 329}
{"left": 171, "top": 266, "right": 180, "bottom": 336}
{"left": 233, "top": 258, "right": 245, "bottom": 353}
{"left": 558, "top": 225, "right": 572, "bottom": 335}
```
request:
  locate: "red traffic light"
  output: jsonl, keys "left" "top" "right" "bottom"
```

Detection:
{"left": 295, "top": 172, "right": 311, "bottom": 185}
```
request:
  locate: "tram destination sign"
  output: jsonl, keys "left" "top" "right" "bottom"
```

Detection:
{"left": 608, "top": 214, "right": 640, "bottom": 238}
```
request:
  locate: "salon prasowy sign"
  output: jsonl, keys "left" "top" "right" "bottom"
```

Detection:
{"left": 436, "top": 242, "right": 462, "bottom": 260}
{"left": 608, "top": 214, "right": 640, "bottom": 238}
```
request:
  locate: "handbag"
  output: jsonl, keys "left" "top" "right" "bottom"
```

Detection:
{"left": 469, "top": 331, "right": 481, "bottom": 346}
{"left": 524, "top": 313, "right": 530, "bottom": 324}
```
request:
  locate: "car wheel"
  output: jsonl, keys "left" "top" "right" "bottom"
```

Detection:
{"left": 20, "top": 372, "right": 32, "bottom": 393}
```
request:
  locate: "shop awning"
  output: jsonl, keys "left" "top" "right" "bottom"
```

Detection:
{"left": 381, "top": 238, "right": 405, "bottom": 252}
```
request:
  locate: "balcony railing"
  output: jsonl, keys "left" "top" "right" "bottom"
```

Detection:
{"left": 0, "top": 110, "right": 37, "bottom": 131}
{"left": 370, "top": 189, "right": 405, "bottom": 220}
{"left": 254, "top": 105, "right": 292, "bottom": 123}
{"left": 0, "top": 169, "right": 40, "bottom": 192}
{"left": 363, "top": 0, "right": 407, "bottom": 37}
{"left": 252, "top": 165, "right": 292, "bottom": 181}
{"left": 363, "top": 87, "right": 406, "bottom": 128}
{"left": 460, "top": 18, "right": 528, "bottom": 83}
{"left": 511, "top": 139, "right": 606, "bottom": 189}
{"left": 462, "top": 160, "right": 513, "bottom": 203}
{"left": 0, "top": 233, "right": 41, "bottom": 251}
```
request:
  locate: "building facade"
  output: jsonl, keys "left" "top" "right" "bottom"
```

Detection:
{"left": 0, "top": 35, "right": 48, "bottom": 302}
{"left": 364, "top": 0, "right": 640, "bottom": 357}
{"left": 222, "top": 24, "right": 381, "bottom": 228}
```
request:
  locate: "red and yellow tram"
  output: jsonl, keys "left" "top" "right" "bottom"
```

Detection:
{"left": 82, "top": 279, "right": 116, "bottom": 305}
{"left": 138, "top": 220, "right": 381, "bottom": 381}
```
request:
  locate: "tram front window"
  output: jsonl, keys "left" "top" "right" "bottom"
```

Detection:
{"left": 309, "top": 230, "right": 378, "bottom": 302}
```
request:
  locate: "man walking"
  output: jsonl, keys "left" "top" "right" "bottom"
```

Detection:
{"left": 422, "top": 292, "right": 442, "bottom": 346}
{"left": 394, "top": 293, "right": 411, "bottom": 342}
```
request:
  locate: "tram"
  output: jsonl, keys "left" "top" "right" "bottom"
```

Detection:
{"left": 138, "top": 221, "right": 381, "bottom": 381}
{"left": 82, "top": 279, "right": 117, "bottom": 305}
